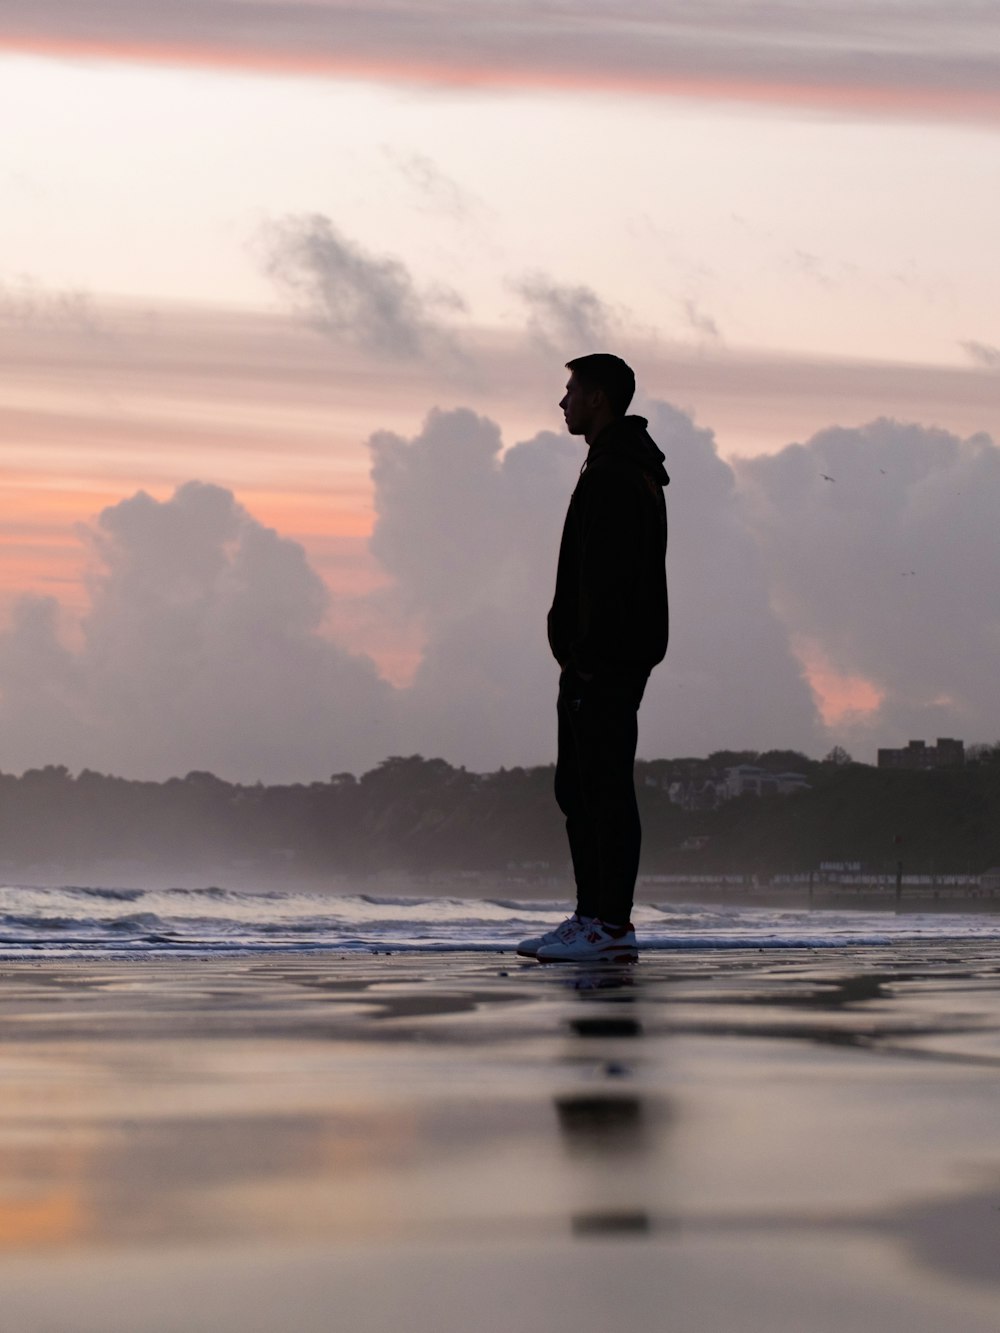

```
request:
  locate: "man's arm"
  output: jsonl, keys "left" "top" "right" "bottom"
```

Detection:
{"left": 569, "top": 470, "right": 645, "bottom": 675}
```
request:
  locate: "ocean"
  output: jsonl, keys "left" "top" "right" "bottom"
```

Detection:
{"left": 0, "top": 882, "right": 997, "bottom": 957}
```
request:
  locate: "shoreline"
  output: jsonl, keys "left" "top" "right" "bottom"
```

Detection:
{"left": 638, "top": 885, "right": 1000, "bottom": 914}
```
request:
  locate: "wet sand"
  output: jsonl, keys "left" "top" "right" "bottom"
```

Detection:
{"left": 0, "top": 945, "right": 999, "bottom": 1331}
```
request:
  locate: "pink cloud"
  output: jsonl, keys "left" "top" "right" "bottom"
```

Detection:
{"left": 2, "top": 2, "right": 999, "bottom": 122}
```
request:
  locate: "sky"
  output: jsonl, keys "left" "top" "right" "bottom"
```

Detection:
{"left": 1, "top": 0, "right": 999, "bottom": 780}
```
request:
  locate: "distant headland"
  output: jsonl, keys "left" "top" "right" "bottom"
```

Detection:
{"left": 3, "top": 745, "right": 1000, "bottom": 898}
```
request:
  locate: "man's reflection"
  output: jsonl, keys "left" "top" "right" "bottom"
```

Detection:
{"left": 555, "top": 1090, "right": 646, "bottom": 1156}
{"left": 553, "top": 964, "right": 667, "bottom": 1236}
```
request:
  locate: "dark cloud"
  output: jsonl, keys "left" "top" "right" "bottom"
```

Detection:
{"left": 511, "top": 273, "right": 615, "bottom": 352}
{"left": 960, "top": 340, "right": 1000, "bottom": 370}
{"left": 261, "top": 214, "right": 466, "bottom": 359}
{"left": 2, "top": 1, "right": 997, "bottom": 118}
{"left": 736, "top": 419, "right": 1000, "bottom": 749}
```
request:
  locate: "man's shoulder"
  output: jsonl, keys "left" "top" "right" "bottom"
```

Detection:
{"left": 573, "top": 461, "right": 630, "bottom": 503}
{"left": 579, "top": 452, "right": 656, "bottom": 493}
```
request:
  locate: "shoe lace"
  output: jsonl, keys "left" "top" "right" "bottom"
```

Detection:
{"left": 556, "top": 915, "right": 584, "bottom": 941}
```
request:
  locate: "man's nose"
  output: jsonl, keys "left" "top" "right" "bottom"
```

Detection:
{"left": 559, "top": 395, "right": 567, "bottom": 410}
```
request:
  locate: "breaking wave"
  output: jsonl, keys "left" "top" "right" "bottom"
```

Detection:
{"left": 0, "top": 883, "right": 995, "bottom": 958}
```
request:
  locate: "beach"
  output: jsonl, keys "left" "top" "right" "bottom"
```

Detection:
{"left": 0, "top": 944, "right": 998, "bottom": 1330}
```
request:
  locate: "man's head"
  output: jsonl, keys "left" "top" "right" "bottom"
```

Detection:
{"left": 560, "top": 354, "right": 636, "bottom": 441}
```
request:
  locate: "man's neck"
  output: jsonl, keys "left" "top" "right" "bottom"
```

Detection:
{"left": 584, "top": 410, "right": 617, "bottom": 446}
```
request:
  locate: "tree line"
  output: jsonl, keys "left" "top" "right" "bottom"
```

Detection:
{"left": 2, "top": 746, "right": 1000, "bottom": 885}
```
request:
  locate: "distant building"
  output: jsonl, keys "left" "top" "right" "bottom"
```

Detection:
{"left": 724, "top": 765, "right": 769, "bottom": 798}
{"left": 877, "top": 738, "right": 965, "bottom": 770}
{"left": 722, "top": 765, "right": 810, "bottom": 800}
{"left": 667, "top": 778, "right": 722, "bottom": 811}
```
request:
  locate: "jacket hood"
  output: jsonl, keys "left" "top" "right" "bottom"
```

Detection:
{"left": 587, "top": 415, "right": 670, "bottom": 487}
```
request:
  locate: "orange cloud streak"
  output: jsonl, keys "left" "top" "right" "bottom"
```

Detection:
{"left": 3, "top": 33, "right": 999, "bottom": 123}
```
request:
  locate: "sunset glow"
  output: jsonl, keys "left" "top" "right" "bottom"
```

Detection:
{"left": 793, "top": 639, "right": 885, "bottom": 729}
{"left": 1, "top": 34, "right": 997, "bottom": 125}
{"left": 1, "top": 3, "right": 997, "bottom": 775}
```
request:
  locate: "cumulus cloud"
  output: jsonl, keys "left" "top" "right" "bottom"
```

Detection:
{"left": 5, "top": 395, "right": 997, "bottom": 781}
{"left": 261, "top": 213, "right": 466, "bottom": 358}
{"left": 736, "top": 419, "right": 1000, "bottom": 749}
{"left": 364, "top": 402, "right": 822, "bottom": 766}
{"left": 636, "top": 400, "right": 821, "bottom": 756}
{"left": 0, "top": 482, "right": 394, "bottom": 780}
{"left": 960, "top": 340, "right": 1000, "bottom": 370}
{"left": 366, "top": 408, "right": 581, "bottom": 766}
{"left": 511, "top": 273, "right": 616, "bottom": 351}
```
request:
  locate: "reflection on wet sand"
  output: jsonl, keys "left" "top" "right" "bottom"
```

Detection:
{"left": 550, "top": 963, "right": 678, "bottom": 1243}
{"left": 0, "top": 948, "right": 999, "bottom": 1331}
{"left": 556, "top": 970, "right": 658, "bottom": 1238}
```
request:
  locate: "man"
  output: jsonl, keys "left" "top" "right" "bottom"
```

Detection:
{"left": 518, "top": 354, "right": 669, "bottom": 962}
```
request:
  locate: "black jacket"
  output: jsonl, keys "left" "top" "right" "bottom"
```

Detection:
{"left": 547, "top": 415, "right": 669, "bottom": 676}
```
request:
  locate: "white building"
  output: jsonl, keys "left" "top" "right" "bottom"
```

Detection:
{"left": 723, "top": 765, "right": 811, "bottom": 800}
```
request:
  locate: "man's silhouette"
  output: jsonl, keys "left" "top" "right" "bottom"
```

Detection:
{"left": 519, "top": 355, "right": 669, "bottom": 961}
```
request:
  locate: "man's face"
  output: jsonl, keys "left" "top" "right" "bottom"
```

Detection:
{"left": 559, "top": 373, "right": 599, "bottom": 437}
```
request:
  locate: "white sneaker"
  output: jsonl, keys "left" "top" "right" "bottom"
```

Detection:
{"left": 516, "top": 914, "right": 592, "bottom": 958}
{"left": 535, "top": 919, "right": 638, "bottom": 962}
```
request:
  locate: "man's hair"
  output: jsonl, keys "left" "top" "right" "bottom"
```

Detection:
{"left": 565, "top": 354, "right": 636, "bottom": 417}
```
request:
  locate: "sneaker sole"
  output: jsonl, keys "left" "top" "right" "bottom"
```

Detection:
{"left": 535, "top": 948, "right": 638, "bottom": 964}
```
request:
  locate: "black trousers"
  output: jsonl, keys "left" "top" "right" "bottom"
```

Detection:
{"left": 554, "top": 667, "right": 649, "bottom": 925}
